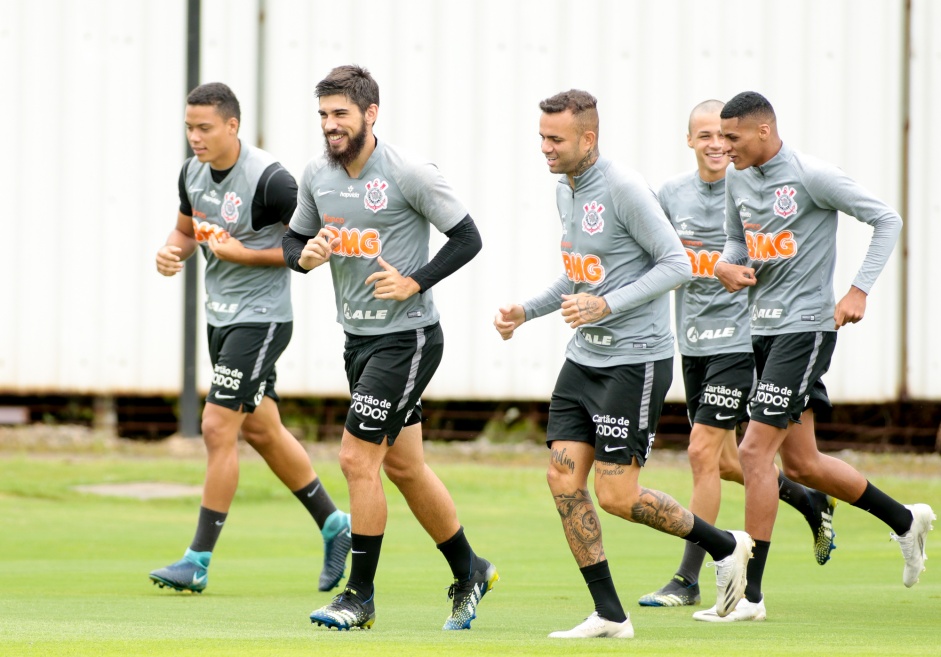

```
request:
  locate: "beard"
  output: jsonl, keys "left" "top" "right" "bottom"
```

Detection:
{"left": 323, "top": 123, "right": 368, "bottom": 169}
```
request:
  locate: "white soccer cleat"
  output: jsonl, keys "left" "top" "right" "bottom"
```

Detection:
{"left": 709, "top": 530, "right": 753, "bottom": 617}
{"left": 693, "top": 597, "right": 766, "bottom": 623}
{"left": 548, "top": 612, "right": 634, "bottom": 639}
{"left": 891, "top": 503, "right": 936, "bottom": 587}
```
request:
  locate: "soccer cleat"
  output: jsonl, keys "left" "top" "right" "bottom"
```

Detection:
{"left": 548, "top": 612, "right": 634, "bottom": 639}
{"left": 693, "top": 597, "right": 766, "bottom": 623}
{"left": 708, "top": 530, "right": 753, "bottom": 617}
{"left": 442, "top": 557, "right": 499, "bottom": 630}
{"left": 891, "top": 503, "right": 936, "bottom": 587}
{"left": 310, "top": 586, "right": 376, "bottom": 630}
{"left": 149, "top": 548, "right": 210, "bottom": 593}
{"left": 807, "top": 492, "right": 837, "bottom": 565}
{"left": 319, "top": 511, "right": 352, "bottom": 592}
{"left": 638, "top": 575, "right": 701, "bottom": 607}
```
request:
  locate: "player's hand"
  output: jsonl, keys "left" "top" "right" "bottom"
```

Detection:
{"left": 561, "top": 293, "right": 610, "bottom": 328}
{"left": 494, "top": 304, "right": 526, "bottom": 340}
{"left": 714, "top": 262, "right": 757, "bottom": 292}
{"left": 156, "top": 245, "right": 184, "bottom": 276}
{"left": 834, "top": 285, "right": 867, "bottom": 329}
{"left": 207, "top": 233, "right": 246, "bottom": 262}
{"left": 365, "top": 257, "right": 420, "bottom": 301}
{"left": 298, "top": 229, "right": 340, "bottom": 271}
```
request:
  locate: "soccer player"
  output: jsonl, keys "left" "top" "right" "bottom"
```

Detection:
{"left": 282, "top": 65, "right": 494, "bottom": 632}
{"left": 638, "top": 100, "right": 837, "bottom": 612}
{"left": 707, "top": 90, "right": 935, "bottom": 622}
{"left": 494, "top": 89, "right": 753, "bottom": 639}
{"left": 151, "top": 82, "right": 351, "bottom": 595}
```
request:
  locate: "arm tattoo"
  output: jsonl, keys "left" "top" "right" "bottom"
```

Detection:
{"left": 577, "top": 296, "right": 607, "bottom": 323}
{"left": 554, "top": 488, "right": 605, "bottom": 567}
{"left": 630, "top": 487, "right": 694, "bottom": 537}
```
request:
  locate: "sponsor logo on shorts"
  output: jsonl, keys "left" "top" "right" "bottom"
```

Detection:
{"left": 582, "top": 201, "right": 605, "bottom": 235}
{"left": 715, "top": 413, "right": 737, "bottom": 421}
{"left": 352, "top": 392, "right": 391, "bottom": 422}
{"left": 213, "top": 364, "right": 243, "bottom": 391}
{"left": 752, "top": 381, "right": 792, "bottom": 413}
{"left": 593, "top": 414, "right": 630, "bottom": 439}
{"left": 701, "top": 384, "right": 743, "bottom": 410}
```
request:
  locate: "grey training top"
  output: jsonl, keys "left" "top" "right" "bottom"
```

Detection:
{"left": 290, "top": 140, "right": 467, "bottom": 336}
{"left": 183, "top": 142, "right": 293, "bottom": 327}
{"left": 660, "top": 171, "right": 751, "bottom": 356}
{"left": 720, "top": 143, "right": 902, "bottom": 335}
{"left": 523, "top": 157, "right": 691, "bottom": 367}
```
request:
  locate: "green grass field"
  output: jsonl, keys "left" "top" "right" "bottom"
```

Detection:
{"left": 1, "top": 441, "right": 939, "bottom": 657}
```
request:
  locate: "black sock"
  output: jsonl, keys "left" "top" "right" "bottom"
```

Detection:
{"left": 292, "top": 477, "right": 338, "bottom": 529}
{"left": 744, "top": 540, "right": 770, "bottom": 603}
{"left": 580, "top": 561, "right": 627, "bottom": 623}
{"left": 684, "top": 515, "right": 736, "bottom": 560}
{"left": 436, "top": 526, "right": 476, "bottom": 581}
{"left": 777, "top": 471, "right": 817, "bottom": 520}
{"left": 851, "top": 481, "right": 913, "bottom": 535}
{"left": 675, "top": 541, "right": 707, "bottom": 586}
{"left": 347, "top": 533, "right": 383, "bottom": 599}
{"left": 189, "top": 506, "right": 227, "bottom": 553}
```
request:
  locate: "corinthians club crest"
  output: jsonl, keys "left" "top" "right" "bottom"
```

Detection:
{"left": 773, "top": 185, "right": 798, "bottom": 218}
{"left": 221, "top": 191, "right": 242, "bottom": 223}
{"left": 364, "top": 178, "right": 389, "bottom": 213}
{"left": 582, "top": 200, "right": 605, "bottom": 235}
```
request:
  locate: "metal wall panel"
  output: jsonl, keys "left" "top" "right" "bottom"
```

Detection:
{"left": 1, "top": 0, "right": 915, "bottom": 403}
{"left": 907, "top": 0, "right": 941, "bottom": 399}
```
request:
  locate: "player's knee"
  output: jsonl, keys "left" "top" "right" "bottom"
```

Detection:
{"left": 687, "top": 441, "right": 718, "bottom": 474}
{"left": 382, "top": 458, "right": 419, "bottom": 486}
{"left": 595, "top": 484, "right": 635, "bottom": 518}
{"left": 546, "top": 462, "right": 575, "bottom": 492}
{"left": 780, "top": 461, "right": 813, "bottom": 485}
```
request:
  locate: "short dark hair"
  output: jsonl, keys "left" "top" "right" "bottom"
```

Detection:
{"left": 315, "top": 65, "right": 380, "bottom": 114}
{"left": 539, "top": 89, "right": 599, "bottom": 134}
{"left": 186, "top": 82, "right": 241, "bottom": 123}
{"left": 720, "top": 91, "right": 776, "bottom": 123}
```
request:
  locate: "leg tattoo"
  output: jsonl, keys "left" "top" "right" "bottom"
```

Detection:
{"left": 554, "top": 488, "right": 605, "bottom": 566}
{"left": 631, "top": 488, "right": 693, "bottom": 536}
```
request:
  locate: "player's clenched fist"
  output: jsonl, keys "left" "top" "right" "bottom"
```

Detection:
{"left": 494, "top": 304, "right": 525, "bottom": 341}
{"left": 299, "top": 229, "right": 340, "bottom": 271}
{"left": 156, "top": 245, "right": 185, "bottom": 276}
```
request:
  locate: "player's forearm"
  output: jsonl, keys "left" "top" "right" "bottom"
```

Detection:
{"left": 282, "top": 228, "right": 313, "bottom": 273}
{"left": 232, "top": 247, "right": 288, "bottom": 267}
{"left": 605, "top": 251, "right": 692, "bottom": 314}
{"left": 166, "top": 229, "right": 198, "bottom": 260}
{"left": 522, "top": 275, "right": 571, "bottom": 321}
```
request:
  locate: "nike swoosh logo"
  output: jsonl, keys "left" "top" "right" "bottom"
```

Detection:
{"left": 715, "top": 413, "right": 736, "bottom": 421}
{"left": 763, "top": 409, "right": 786, "bottom": 416}
{"left": 351, "top": 550, "right": 366, "bottom": 554}
{"left": 214, "top": 392, "right": 236, "bottom": 399}
{"left": 307, "top": 483, "right": 322, "bottom": 498}
{"left": 192, "top": 573, "right": 207, "bottom": 585}
{"left": 603, "top": 444, "right": 628, "bottom": 452}
{"left": 214, "top": 520, "right": 225, "bottom": 526}
{"left": 317, "top": 189, "right": 335, "bottom": 196}
{"left": 359, "top": 422, "right": 380, "bottom": 431}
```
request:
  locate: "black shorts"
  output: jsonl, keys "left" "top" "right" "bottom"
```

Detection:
{"left": 206, "top": 322, "right": 291, "bottom": 413}
{"left": 546, "top": 358, "right": 673, "bottom": 466}
{"left": 750, "top": 332, "right": 837, "bottom": 428}
{"left": 343, "top": 323, "right": 443, "bottom": 445}
{"left": 682, "top": 352, "right": 755, "bottom": 430}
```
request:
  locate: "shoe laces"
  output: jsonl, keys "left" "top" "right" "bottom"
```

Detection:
{"left": 707, "top": 557, "right": 731, "bottom": 590}
{"left": 891, "top": 531, "right": 916, "bottom": 559}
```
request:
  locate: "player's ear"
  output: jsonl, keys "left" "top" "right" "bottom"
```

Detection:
{"left": 365, "top": 104, "right": 379, "bottom": 128}
{"left": 581, "top": 129, "right": 597, "bottom": 152}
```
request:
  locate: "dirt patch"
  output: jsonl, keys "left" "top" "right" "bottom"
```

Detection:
{"left": 73, "top": 482, "right": 203, "bottom": 499}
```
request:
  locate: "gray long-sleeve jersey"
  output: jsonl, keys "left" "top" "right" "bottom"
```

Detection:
{"left": 523, "top": 157, "right": 692, "bottom": 367}
{"left": 660, "top": 171, "right": 751, "bottom": 356}
{"left": 720, "top": 143, "right": 902, "bottom": 335}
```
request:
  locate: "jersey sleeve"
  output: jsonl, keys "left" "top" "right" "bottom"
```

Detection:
{"left": 603, "top": 176, "right": 692, "bottom": 314}
{"left": 288, "top": 160, "right": 323, "bottom": 237}
{"left": 799, "top": 160, "right": 902, "bottom": 293}
{"left": 251, "top": 163, "right": 299, "bottom": 230}
{"left": 719, "top": 176, "right": 749, "bottom": 265}
{"left": 178, "top": 160, "right": 193, "bottom": 216}
{"left": 395, "top": 161, "right": 468, "bottom": 234}
{"left": 522, "top": 274, "right": 571, "bottom": 321}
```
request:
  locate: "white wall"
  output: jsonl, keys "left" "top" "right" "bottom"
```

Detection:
{"left": 0, "top": 0, "right": 924, "bottom": 403}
